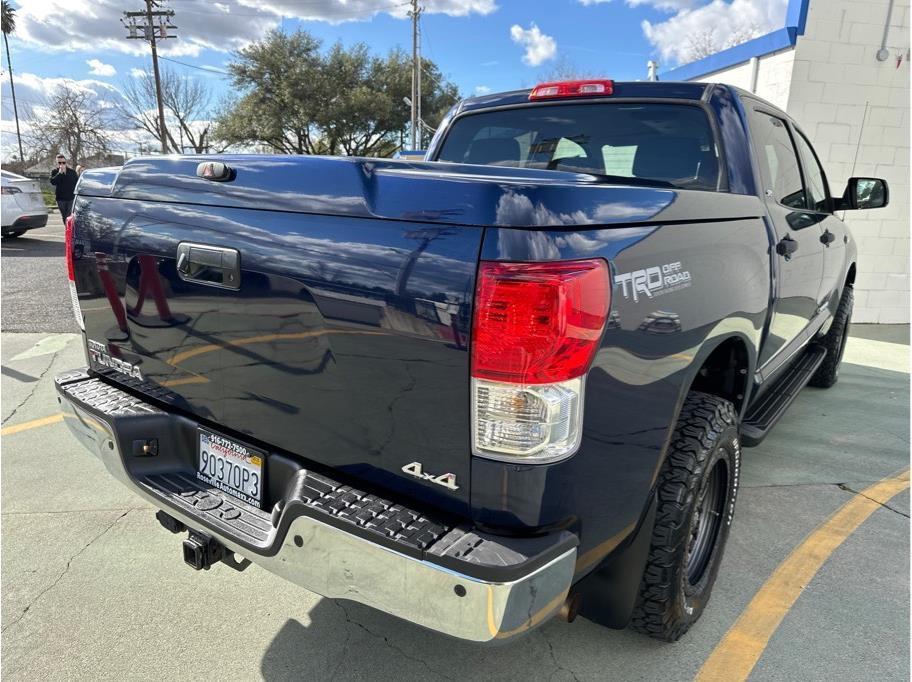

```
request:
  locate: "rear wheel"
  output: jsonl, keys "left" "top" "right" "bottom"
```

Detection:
{"left": 809, "top": 285, "right": 853, "bottom": 389}
{"left": 629, "top": 391, "right": 740, "bottom": 641}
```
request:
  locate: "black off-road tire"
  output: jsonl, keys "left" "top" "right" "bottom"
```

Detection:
{"left": 629, "top": 391, "right": 741, "bottom": 642}
{"left": 809, "top": 285, "right": 853, "bottom": 389}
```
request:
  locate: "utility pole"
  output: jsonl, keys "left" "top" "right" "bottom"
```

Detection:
{"left": 123, "top": 1, "right": 177, "bottom": 154}
{"left": 2, "top": 30, "right": 24, "bottom": 162}
{"left": 408, "top": 0, "right": 422, "bottom": 149}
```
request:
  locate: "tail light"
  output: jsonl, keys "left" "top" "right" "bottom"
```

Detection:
{"left": 471, "top": 259, "right": 610, "bottom": 463}
{"left": 65, "top": 214, "right": 84, "bottom": 331}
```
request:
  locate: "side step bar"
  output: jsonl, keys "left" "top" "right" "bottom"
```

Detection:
{"left": 741, "top": 344, "right": 827, "bottom": 447}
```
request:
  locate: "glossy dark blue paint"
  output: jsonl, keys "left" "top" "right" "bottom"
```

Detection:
{"left": 471, "top": 214, "right": 770, "bottom": 559}
{"left": 72, "top": 194, "right": 482, "bottom": 516}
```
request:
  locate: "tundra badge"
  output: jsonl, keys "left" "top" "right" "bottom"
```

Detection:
{"left": 87, "top": 339, "right": 143, "bottom": 380}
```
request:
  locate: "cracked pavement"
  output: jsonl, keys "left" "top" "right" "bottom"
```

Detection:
{"left": 1, "top": 222, "right": 908, "bottom": 681}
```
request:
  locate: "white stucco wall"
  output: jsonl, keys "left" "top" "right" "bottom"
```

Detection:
{"left": 688, "top": 0, "right": 910, "bottom": 323}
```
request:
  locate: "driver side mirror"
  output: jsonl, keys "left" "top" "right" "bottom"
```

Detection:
{"left": 837, "top": 177, "right": 889, "bottom": 210}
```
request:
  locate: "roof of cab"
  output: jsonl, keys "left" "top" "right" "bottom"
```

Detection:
{"left": 455, "top": 81, "right": 715, "bottom": 115}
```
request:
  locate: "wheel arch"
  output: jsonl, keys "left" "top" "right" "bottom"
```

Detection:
{"left": 681, "top": 332, "right": 756, "bottom": 417}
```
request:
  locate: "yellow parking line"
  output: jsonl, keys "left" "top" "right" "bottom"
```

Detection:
{"left": 161, "top": 375, "right": 210, "bottom": 387}
{"left": 696, "top": 468, "right": 910, "bottom": 682}
{"left": 0, "top": 413, "right": 64, "bottom": 436}
{"left": 167, "top": 329, "right": 387, "bottom": 366}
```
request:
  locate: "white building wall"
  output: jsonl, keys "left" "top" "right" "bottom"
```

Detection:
{"left": 695, "top": 49, "right": 796, "bottom": 116}
{"left": 789, "top": 0, "right": 910, "bottom": 323}
{"left": 689, "top": 0, "right": 910, "bottom": 323}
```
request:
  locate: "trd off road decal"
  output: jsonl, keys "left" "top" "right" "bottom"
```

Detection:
{"left": 614, "top": 261, "right": 692, "bottom": 302}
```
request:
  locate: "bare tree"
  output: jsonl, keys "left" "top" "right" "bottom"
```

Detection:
{"left": 120, "top": 66, "right": 225, "bottom": 153}
{"left": 684, "top": 23, "right": 762, "bottom": 62}
{"left": 27, "top": 83, "right": 115, "bottom": 167}
{"left": 537, "top": 56, "right": 599, "bottom": 83}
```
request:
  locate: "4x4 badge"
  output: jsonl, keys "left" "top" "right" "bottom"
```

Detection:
{"left": 401, "top": 462, "right": 459, "bottom": 491}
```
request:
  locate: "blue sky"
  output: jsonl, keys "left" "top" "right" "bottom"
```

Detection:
{"left": 0, "top": 0, "right": 788, "bottom": 158}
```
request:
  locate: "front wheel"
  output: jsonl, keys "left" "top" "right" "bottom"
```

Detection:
{"left": 629, "top": 391, "right": 740, "bottom": 641}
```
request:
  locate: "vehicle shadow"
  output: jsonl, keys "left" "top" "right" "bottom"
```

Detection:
{"left": 259, "top": 598, "right": 676, "bottom": 682}
{"left": 0, "top": 234, "right": 63, "bottom": 258}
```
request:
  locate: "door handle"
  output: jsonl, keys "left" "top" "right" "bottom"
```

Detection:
{"left": 820, "top": 229, "right": 836, "bottom": 246}
{"left": 176, "top": 242, "right": 241, "bottom": 290}
{"left": 776, "top": 236, "right": 799, "bottom": 258}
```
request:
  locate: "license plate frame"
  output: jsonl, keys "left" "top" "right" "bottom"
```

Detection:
{"left": 196, "top": 428, "right": 265, "bottom": 509}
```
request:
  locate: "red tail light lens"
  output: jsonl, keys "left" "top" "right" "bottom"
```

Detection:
{"left": 64, "top": 214, "right": 84, "bottom": 331}
{"left": 471, "top": 260, "right": 610, "bottom": 384}
{"left": 529, "top": 79, "right": 614, "bottom": 101}
{"left": 65, "top": 214, "right": 75, "bottom": 281}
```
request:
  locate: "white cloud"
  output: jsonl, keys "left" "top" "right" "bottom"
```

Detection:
{"left": 4, "top": 72, "right": 122, "bottom": 103}
{"left": 473, "top": 85, "right": 492, "bottom": 95}
{"left": 0, "top": 73, "right": 129, "bottom": 160}
{"left": 510, "top": 23, "right": 557, "bottom": 67}
{"left": 87, "top": 59, "right": 117, "bottom": 77}
{"left": 240, "top": 0, "right": 497, "bottom": 22}
{"left": 626, "top": 0, "right": 699, "bottom": 9}
{"left": 11, "top": 0, "right": 496, "bottom": 58}
{"left": 130, "top": 68, "right": 146, "bottom": 78}
{"left": 641, "top": 0, "right": 787, "bottom": 65}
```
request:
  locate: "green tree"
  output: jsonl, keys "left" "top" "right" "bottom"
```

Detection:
{"left": 2, "top": 0, "right": 24, "bottom": 161}
{"left": 215, "top": 30, "right": 459, "bottom": 156}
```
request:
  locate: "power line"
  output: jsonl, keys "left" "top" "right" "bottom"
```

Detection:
{"left": 157, "top": 55, "right": 228, "bottom": 75}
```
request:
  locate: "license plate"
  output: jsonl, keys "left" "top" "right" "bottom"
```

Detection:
{"left": 196, "top": 429, "right": 264, "bottom": 508}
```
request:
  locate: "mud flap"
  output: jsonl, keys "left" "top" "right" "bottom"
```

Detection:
{"left": 574, "top": 492, "right": 657, "bottom": 629}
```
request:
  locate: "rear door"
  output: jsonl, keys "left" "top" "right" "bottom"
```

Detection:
{"left": 745, "top": 103, "right": 827, "bottom": 372}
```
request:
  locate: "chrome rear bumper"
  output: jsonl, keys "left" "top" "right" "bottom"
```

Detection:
{"left": 56, "top": 370, "right": 577, "bottom": 642}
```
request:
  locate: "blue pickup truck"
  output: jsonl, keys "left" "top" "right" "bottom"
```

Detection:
{"left": 57, "top": 80, "right": 887, "bottom": 642}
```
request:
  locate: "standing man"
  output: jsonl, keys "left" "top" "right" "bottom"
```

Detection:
{"left": 49, "top": 153, "right": 78, "bottom": 220}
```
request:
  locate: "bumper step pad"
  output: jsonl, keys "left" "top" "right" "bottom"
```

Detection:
{"left": 58, "top": 370, "right": 577, "bottom": 583}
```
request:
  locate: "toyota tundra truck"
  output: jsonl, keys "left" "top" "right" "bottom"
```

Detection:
{"left": 57, "top": 80, "right": 887, "bottom": 642}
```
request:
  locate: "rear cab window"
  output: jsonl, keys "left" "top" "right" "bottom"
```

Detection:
{"left": 434, "top": 103, "right": 722, "bottom": 191}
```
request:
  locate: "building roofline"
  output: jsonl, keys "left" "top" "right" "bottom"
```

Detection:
{"left": 660, "top": 0, "right": 809, "bottom": 81}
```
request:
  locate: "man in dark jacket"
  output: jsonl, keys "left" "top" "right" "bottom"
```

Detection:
{"left": 49, "top": 154, "right": 79, "bottom": 220}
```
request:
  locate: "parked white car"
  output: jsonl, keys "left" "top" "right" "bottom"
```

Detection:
{"left": 1, "top": 169, "right": 49, "bottom": 237}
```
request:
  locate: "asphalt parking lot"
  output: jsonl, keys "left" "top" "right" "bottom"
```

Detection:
{"left": 1, "top": 218, "right": 909, "bottom": 680}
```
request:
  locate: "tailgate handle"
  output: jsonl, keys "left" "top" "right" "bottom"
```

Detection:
{"left": 176, "top": 242, "right": 240, "bottom": 290}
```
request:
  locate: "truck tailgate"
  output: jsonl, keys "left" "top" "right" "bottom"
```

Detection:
{"left": 73, "top": 159, "right": 483, "bottom": 514}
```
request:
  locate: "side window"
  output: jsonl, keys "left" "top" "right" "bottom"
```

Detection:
{"left": 793, "top": 131, "right": 830, "bottom": 213}
{"left": 748, "top": 109, "right": 806, "bottom": 209}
